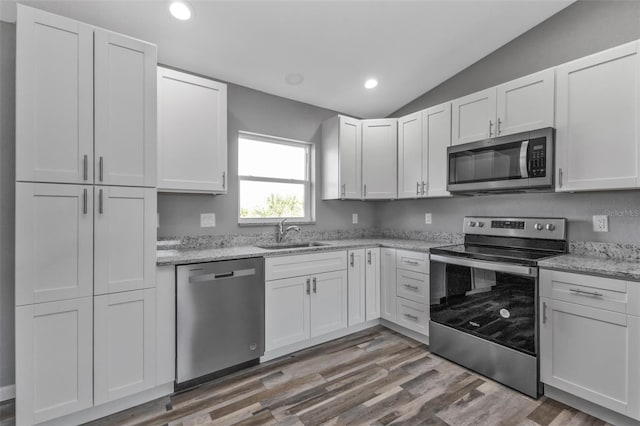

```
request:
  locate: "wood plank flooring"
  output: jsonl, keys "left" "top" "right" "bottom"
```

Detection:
{"left": 1, "top": 326, "right": 609, "bottom": 425}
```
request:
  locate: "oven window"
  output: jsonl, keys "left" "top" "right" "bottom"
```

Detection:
{"left": 430, "top": 263, "right": 536, "bottom": 355}
{"left": 449, "top": 141, "right": 524, "bottom": 184}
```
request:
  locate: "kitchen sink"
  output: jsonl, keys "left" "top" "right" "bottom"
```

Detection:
{"left": 255, "top": 242, "right": 331, "bottom": 250}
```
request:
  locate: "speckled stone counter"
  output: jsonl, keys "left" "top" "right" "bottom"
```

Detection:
{"left": 156, "top": 238, "right": 454, "bottom": 266}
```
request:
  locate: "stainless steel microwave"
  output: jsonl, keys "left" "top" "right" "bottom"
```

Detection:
{"left": 447, "top": 127, "right": 554, "bottom": 194}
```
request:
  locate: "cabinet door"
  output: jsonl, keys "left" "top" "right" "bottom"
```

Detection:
{"left": 94, "top": 289, "right": 156, "bottom": 404}
{"left": 339, "top": 116, "right": 362, "bottom": 199}
{"left": 397, "top": 113, "right": 423, "bottom": 199}
{"left": 16, "top": 183, "right": 93, "bottom": 305}
{"left": 16, "top": 298, "right": 93, "bottom": 425}
{"left": 396, "top": 269, "right": 429, "bottom": 305}
{"left": 94, "top": 186, "right": 157, "bottom": 294}
{"left": 365, "top": 248, "right": 381, "bottom": 321}
{"left": 265, "top": 277, "right": 311, "bottom": 351}
{"left": 362, "top": 119, "right": 398, "bottom": 199}
{"left": 396, "top": 297, "right": 429, "bottom": 335}
{"left": 347, "top": 249, "right": 366, "bottom": 326}
{"left": 380, "top": 248, "right": 397, "bottom": 322}
{"left": 451, "top": 88, "right": 496, "bottom": 145}
{"left": 310, "top": 270, "right": 348, "bottom": 338}
{"left": 423, "top": 102, "right": 452, "bottom": 197}
{"left": 16, "top": 5, "right": 93, "bottom": 184}
{"left": 556, "top": 42, "right": 640, "bottom": 192}
{"left": 94, "top": 29, "right": 157, "bottom": 187}
{"left": 156, "top": 266, "right": 176, "bottom": 385}
{"left": 540, "top": 298, "right": 638, "bottom": 416}
{"left": 496, "top": 69, "right": 555, "bottom": 136}
{"left": 157, "top": 67, "right": 227, "bottom": 193}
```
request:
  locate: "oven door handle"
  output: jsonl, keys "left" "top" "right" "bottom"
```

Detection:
{"left": 430, "top": 254, "right": 537, "bottom": 277}
{"left": 519, "top": 140, "right": 529, "bottom": 178}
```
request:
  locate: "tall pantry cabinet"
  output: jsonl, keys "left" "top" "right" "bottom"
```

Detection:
{"left": 15, "top": 6, "right": 158, "bottom": 425}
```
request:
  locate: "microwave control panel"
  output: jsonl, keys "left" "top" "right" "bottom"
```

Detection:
{"left": 529, "top": 137, "right": 546, "bottom": 177}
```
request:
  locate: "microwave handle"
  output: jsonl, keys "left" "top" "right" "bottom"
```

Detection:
{"left": 519, "top": 140, "right": 529, "bottom": 178}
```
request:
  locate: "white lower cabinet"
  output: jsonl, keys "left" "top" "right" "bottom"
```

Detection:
{"left": 381, "top": 248, "right": 397, "bottom": 321}
{"left": 540, "top": 269, "right": 640, "bottom": 419}
{"left": 365, "top": 248, "right": 381, "bottom": 321}
{"left": 16, "top": 298, "right": 93, "bottom": 425}
{"left": 94, "top": 289, "right": 157, "bottom": 404}
{"left": 310, "top": 271, "right": 348, "bottom": 337}
{"left": 347, "top": 248, "right": 381, "bottom": 326}
{"left": 265, "top": 276, "right": 311, "bottom": 351}
{"left": 396, "top": 297, "right": 429, "bottom": 335}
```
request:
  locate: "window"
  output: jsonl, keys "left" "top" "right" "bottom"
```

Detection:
{"left": 238, "top": 132, "right": 313, "bottom": 223}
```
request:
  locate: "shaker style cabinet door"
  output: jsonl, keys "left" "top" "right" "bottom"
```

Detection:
{"left": 365, "top": 248, "right": 381, "bottom": 321}
{"left": 16, "top": 183, "right": 93, "bottom": 305}
{"left": 16, "top": 297, "right": 93, "bottom": 425}
{"left": 451, "top": 88, "right": 496, "bottom": 145}
{"left": 265, "top": 277, "right": 311, "bottom": 352}
{"left": 94, "top": 289, "right": 157, "bottom": 404}
{"left": 310, "top": 270, "right": 348, "bottom": 338}
{"left": 555, "top": 41, "right": 640, "bottom": 192}
{"left": 362, "top": 119, "right": 398, "bottom": 199}
{"left": 347, "top": 249, "right": 366, "bottom": 326}
{"left": 338, "top": 116, "right": 363, "bottom": 199}
{"left": 94, "top": 186, "right": 157, "bottom": 295}
{"left": 16, "top": 5, "right": 93, "bottom": 184}
{"left": 397, "top": 112, "right": 424, "bottom": 199}
{"left": 495, "top": 68, "right": 555, "bottom": 136}
{"left": 423, "top": 102, "right": 452, "bottom": 197}
{"left": 157, "top": 67, "right": 228, "bottom": 193}
{"left": 380, "top": 248, "right": 397, "bottom": 322}
{"left": 94, "top": 29, "right": 157, "bottom": 187}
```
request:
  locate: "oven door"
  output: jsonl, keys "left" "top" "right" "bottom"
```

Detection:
{"left": 430, "top": 254, "right": 538, "bottom": 356}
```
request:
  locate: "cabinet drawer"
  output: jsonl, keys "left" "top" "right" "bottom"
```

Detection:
{"left": 266, "top": 250, "right": 347, "bottom": 281}
{"left": 396, "top": 298, "right": 429, "bottom": 335}
{"left": 540, "top": 269, "right": 633, "bottom": 314}
{"left": 396, "top": 269, "right": 429, "bottom": 304}
{"left": 396, "top": 250, "right": 429, "bottom": 274}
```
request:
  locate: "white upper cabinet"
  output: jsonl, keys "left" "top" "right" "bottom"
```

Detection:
{"left": 16, "top": 6, "right": 94, "bottom": 184}
{"left": 322, "top": 115, "right": 362, "bottom": 199}
{"left": 423, "top": 103, "right": 452, "bottom": 197}
{"left": 362, "top": 119, "right": 398, "bottom": 199}
{"left": 157, "top": 67, "right": 228, "bottom": 193}
{"left": 496, "top": 69, "right": 555, "bottom": 136}
{"left": 397, "top": 112, "right": 423, "bottom": 198}
{"left": 452, "top": 88, "right": 496, "bottom": 145}
{"left": 16, "top": 183, "right": 93, "bottom": 305}
{"left": 94, "top": 30, "right": 157, "bottom": 187}
{"left": 94, "top": 186, "right": 157, "bottom": 295}
{"left": 452, "top": 69, "right": 554, "bottom": 145}
{"left": 555, "top": 42, "right": 640, "bottom": 192}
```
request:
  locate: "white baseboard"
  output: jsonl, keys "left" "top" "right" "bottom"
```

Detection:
{"left": 0, "top": 384, "right": 15, "bottom": 402}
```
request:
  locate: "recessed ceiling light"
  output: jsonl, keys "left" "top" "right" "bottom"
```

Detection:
{"left": 364, "top": 78, "right": 378, "bottom": 89}
{"left": 169, "top": 1, "right": 192, "bottom": 20}
{"left": 285, "top": 73, "right": 304, "bottom": 86}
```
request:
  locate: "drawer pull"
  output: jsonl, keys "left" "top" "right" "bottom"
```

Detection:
{"left": 404, "top": 260, "right": 420, "bottom": 266}
{"left": 403, "top": 283, "right": 419, "bottom": 290}
{"left": 569, "top": 288, "right": 603, "bottom": 297}
{"left": 404, "top": 313, "right": 419, "bottom": 321}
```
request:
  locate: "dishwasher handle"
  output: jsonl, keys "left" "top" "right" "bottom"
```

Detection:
{"left": 188, "top": 268, "right": 256, "bottom": 284}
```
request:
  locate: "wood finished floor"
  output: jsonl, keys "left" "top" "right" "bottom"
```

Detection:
{"left": 1, "top": 326, "right": 609, "bottom": 426}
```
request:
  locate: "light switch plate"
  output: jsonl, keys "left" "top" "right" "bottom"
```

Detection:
{"left": 425, "top": 213, "right": 432, "bottom": 225}
{"left": 593, "top": 215, "right": 609, "bottom": 232}
{"left": 201, "top": 213, "right": 216, "bottom": 228}
{"left": 352, "top": 213, "right": 358, "bottom": 224}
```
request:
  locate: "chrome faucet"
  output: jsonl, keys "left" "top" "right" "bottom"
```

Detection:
{"left": 276, "top": 218, "right": 300, "bottom": 243}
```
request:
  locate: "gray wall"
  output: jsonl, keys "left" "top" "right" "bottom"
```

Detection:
{"left": 0, "top": 21, "right": 15, "bottom": 389}
{"left": 378, "top": 0, "right": 640, "bottom": 244}
{"left": 157, "top": 82, "right": 376, "bottom": 238}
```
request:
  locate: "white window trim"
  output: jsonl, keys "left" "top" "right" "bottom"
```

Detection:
{"left": 238, "top": 131, "right": 315, "bottom": 225}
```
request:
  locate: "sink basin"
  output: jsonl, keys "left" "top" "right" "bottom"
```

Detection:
{"left": 256, "top": 242, "right": 330, "bottom": 250}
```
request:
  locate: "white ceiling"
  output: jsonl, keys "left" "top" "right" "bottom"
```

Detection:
{"left": 0, "top": 0, "right": 574, "bottom": 118}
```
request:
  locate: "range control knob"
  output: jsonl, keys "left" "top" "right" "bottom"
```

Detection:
{"left": 477, "top": 222, "right": 484, "bottom": 227}
{"left": 534, "top": 223, "right": 543, "bottom": 231}
{"left": 546, "top": 223, "right": 556, "bottom": 231}
{"left": 468, "top": 221, "right": 476, "bottom": 227}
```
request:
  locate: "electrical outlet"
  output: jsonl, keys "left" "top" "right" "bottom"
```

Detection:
{"left": 425, "top": 213, "right": 432, "bottom": 225}
{"left": 352, "top": 213, "right": 358, "bottom": 224}
{"left": 201, "top": 213, "right": 216, "bottom": 228}
{"left": 593, "top": 215, "right": 609, "bottom": 232}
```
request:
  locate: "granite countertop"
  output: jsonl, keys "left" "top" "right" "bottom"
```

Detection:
{"left": 156, "top": 238, "right": 454, "bottom": 266}
{"left": 539, "top": 254, "right": 640, "bottom": 282}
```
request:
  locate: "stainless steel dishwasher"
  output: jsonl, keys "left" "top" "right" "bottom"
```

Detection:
{"left": 176, "top": 257, "right": 264, "bottom": 386}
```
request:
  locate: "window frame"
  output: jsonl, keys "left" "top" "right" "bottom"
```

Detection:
{"left": 237, "top": 131, "right": 315, "bottom": 225}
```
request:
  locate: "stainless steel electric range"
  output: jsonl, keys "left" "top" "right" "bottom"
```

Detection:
{"left": 429, "top": 216, "right": 567, "bottom": 398}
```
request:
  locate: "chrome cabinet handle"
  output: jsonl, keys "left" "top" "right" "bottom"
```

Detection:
{"left": 99, "top": 189, "right": 104, "bottom": 214}
{"left": 83, "top": 188, "right": 87, "bottom": 214}
{"left": 222, "top": 171, "right": 226, "bottom": 189}
{"left": 312, "top": 277, "right": 317, "bottom": 293}
{"left": 570, "top": 288, "right": 603, "bottom": 297}
{"left": 416, "top": 182, "right": 420, "bottom": 196}
{"left": 404, "top": 313, "right": 419, "bottom": 321}
{"left": 488, "top": 120, "right": 493, "bottom": 137}
{"left": 99, "top": 156, "right": 104, "bottom": 182}
{"left": 404, "top": 260, "right": 419, "bottom": 266}
{"left": 83, "top": 155, "right": 88, "bottom": 181}
{"left": 363, "top": 184, "right": 367, "bottom": 197}
{"left": 422, "top": 181, "right": 426, "bottom": 196}
{"left": 341, "top": 184, "right": 346, "bottom": 197}
{"left": 542, "top": 301, "right": 547, "bottom": 324}
{"left": 306, "top": 278, "right": 310, "bottom": 295}
{"left": 497, "top": 117, "right": 502, "bottom": 135}
{"left": 350, "top": 252, "right": 355, "bottom": 267}
{"left": 404, "top": 283, "right": 419, "bottom": 290}
{"left": 367, "top": 251, "right": 372, "bottom": 265}
{"left": 558, "top": 168, "right": 563, "bottom": 188}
